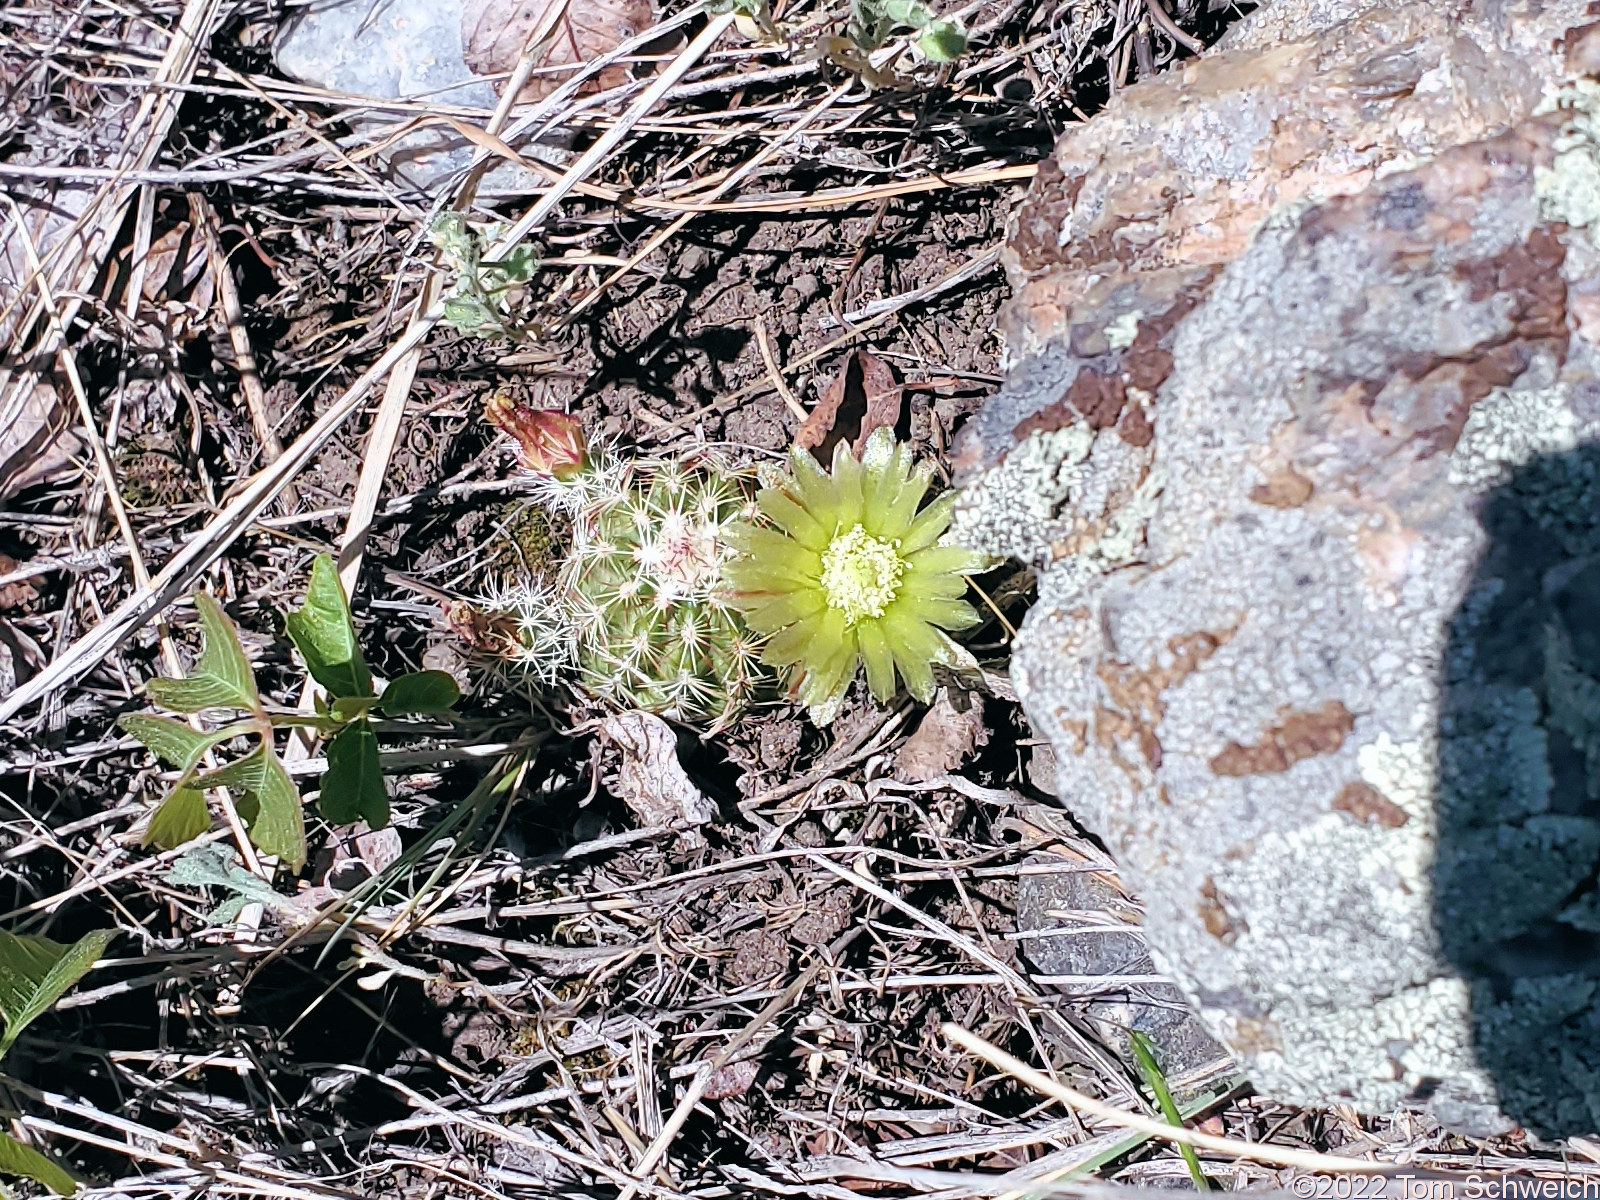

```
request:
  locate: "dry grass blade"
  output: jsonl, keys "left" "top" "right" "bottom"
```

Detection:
{"left": 943, "top": 1024, "right": 1402, "bottom": 1175}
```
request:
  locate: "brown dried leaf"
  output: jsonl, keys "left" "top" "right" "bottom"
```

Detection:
{"left": 702, "top": 1059, "right": 761, "bottom": 1100}
{"left": 596, "top": 711, "right": 717, "bottom": 830}
{"left": 794, "top": 349, "right": 903, "bottom": 463}
{"left": 0, "top": 382, "right": 81, "bottom": 501}
{"left": 462, "top": 0, "right": 658, "bottom": 103}
{"left": 138, "top": 222, "right": 209, "bottom": 304}
{"left": 894, "top": 688, "right": 989, "bottom": 783}
{"left": 0, "top": 555, "right": 37, "bottom": 613}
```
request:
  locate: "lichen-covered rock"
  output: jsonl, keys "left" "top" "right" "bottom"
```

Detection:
{"left": 960, "top": 0, "right": 1600, "bottom": 1136}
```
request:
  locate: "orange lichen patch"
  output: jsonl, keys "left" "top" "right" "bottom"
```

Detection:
{"left": 1090, "top": 629, "right": 1233, "bottom": 784}
{"left": 1249, "top": 467, "right": 1314, "bottom": 509}
{"left": 1209, "top": 700, "right": 1356, "bottom": 777}
{"left": 1331, "top": 781, "right": 1410, "bottom": 828}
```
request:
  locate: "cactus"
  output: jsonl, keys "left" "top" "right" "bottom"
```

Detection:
{"left": 469, "top": 399, "right": 765, "bottom": 727}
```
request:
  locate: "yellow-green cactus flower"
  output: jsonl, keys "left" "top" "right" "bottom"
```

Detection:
{"left": 725, "top": 428, "right": 984, "bottom": 720}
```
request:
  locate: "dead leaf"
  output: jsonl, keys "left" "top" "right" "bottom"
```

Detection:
{"left": 702, "top": 1059, "right": 761, "bottom": 1100}
{"left": 893, "top": 688, "right": 989, "bottom": 783}
{"left": 596, "top": 711, "right": 717, "bottom": 831}
{"left": 794, "top": 349, "right": 903, "bottom": 463}
{"left": 0, "top": 381, "right": 81, "bottom": 500}
{"left": 462, "top": 0, "right": 658, "bottom": 103}
{"left": 0, "top": 554, "right": 38, "bottom": 612}
{"left": 138, "top": 221, "right": 209, "bottom": 305}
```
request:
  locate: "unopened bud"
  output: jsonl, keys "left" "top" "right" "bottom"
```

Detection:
{"left": 484, "top": 396, "right": 587, "bottom": 479}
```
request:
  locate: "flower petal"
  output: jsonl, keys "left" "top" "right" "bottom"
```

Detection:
{"left": 762, "top": 615, "right": 826, "bottom": 667}
{"left": 744, "top": 588, "right": 827, "bottom": 631}
{"left": 868, "top": 462, "right": 929, "bottom": 540}
{"left": 896, "top": 567, "right": 971, "bottom": 602}
{"left": 904, "top": 542, "right": 983, "bottom": 578}
{"left": 905, "top": 596, "right": 981, "bottom": 631}
{"left": 856, "top": 620, "right": 897, "bottom": 702}
{"left": 756, "top": 488, "right": 829, "bottom": 551}
{"left": 789, "top": 448, "right": 844, "bottom": 531}
{"left": 898, "top": 492, "right": 960, "bottom": 555}
{"left": 880, "top": 614, "right": 951, "bottom": 702}
{"left": 799, "top": 625, "right": 859, "bottom": 709}
{"left": 830, "top": 440, "right": 865, "bottom": 528}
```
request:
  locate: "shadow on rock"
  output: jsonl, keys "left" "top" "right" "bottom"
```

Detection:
{"left": 1437, "top": 441, "right": 1600, "bottom": 1138}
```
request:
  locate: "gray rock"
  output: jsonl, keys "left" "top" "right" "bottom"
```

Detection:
{"left": 273, "top": 0, "right": 546, "bottom": 193}
{"left": 959, "top": 0, "right": 1600, "bottom": 1137}
{"left": 1017, "top": 862, "right": 1233, "bottom": 1095}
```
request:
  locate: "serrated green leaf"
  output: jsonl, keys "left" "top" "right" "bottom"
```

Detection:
{"left": 320, "top": 723, "right": 388, "bottom": 828}
{"left": 142, "top": 787, "right": 212, "bottom": 851}
{"left": 191, "top": 747, "right": 306, "bottom": 871}
{"left": 0, "top": 1131, "right": 76, "bottom": 1195}
{"left": 118, "top": 714, "right": 219, "bottom": 773}
{"left": 144, "top": 594, "right": 260, "bottom": 714}
{"left": 377, "top": 670, "right": 460, "bottom": 717}
{"left": 285, "top": 555, "right": 372, "bottom": 701}
{"left": 0, "top": 928, "right": 115, "bottom": 1058}
{"left": 142, "top": 787, "right": 209, "bottom": 854}
{"left": 250, "top": 750, "right": 306, "bottom": 871}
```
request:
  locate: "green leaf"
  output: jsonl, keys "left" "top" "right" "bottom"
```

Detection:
{"left": 250, "top": 750, "right": 307, "bottom": 871}
{"left": 142, "top": 787, "right": 212, "bottom": 851}
{"left": 443, "top": 296, "right": 490, "bottom": 331}
{"left": 882, "top": 0, "right": 931, "bottom": 25}
{"left": 377, "top": 670, "right": 460, "bottom": 717}
{"left": 285, "top": 555, "right": 372, "bottom": 701}
{"left": 0, "top": 1131, "right": 76, "bottom": 1195}
{"left": 167, "top": 844, "right": 291, "bottom": 923}
{"left": 145, "top": 593, "right": 260, "bottom": 713}
{"left": 1130, "top": 1029, "right": 1209, "bottom": 1191}
{"left": 0, "top": 928, "right": 115, "bottom": 1058}
{"left": 192, "top": 746, "right": 270, "bottom": 793}
{"left": 330, "top": 696, "right": 375, "bottom": 721}
{"left": 118, "top": 714, "right": 219, "bottom": 771}
{"left": 917, "top": 18, "right": 965, "bottom": 60}
{"left": 492, "top": 243, "right": 539, "bottom": 285}
{"left": 320, "top": 723, "right": 388, "bottom": 828}
{"left": 193, "top": 747, "right": 307, "bottom": 872}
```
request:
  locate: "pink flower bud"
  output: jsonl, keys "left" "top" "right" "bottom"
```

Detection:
{"left": 485, "top": 396, "right": 587, "bottom": 479}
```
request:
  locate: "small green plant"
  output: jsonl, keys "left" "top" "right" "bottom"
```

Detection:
{"left": 723, "top": 427, "right": 984, "bottom": 723}
{"left": 429, "top": 212, "right": 542, "bottom": 342}
{"left": 120, "top": 555, "right": 461, "bottom": 871}
{"left": 848, "top": 0, "right": 966, "bottom": 62}
{"left": 709, "top": 0, "right": 963, "bottom": 86}
{"left": 470, "top": 399, "right": 765, "bottom": 728}
{"left": 0, "top": 926, "right": 114, "bottom": 1194}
